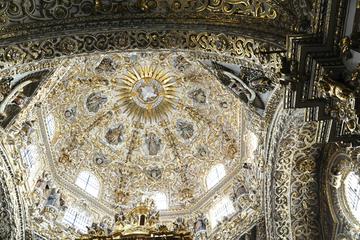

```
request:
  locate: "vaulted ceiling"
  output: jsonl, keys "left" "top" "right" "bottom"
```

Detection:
{"left": 0, "top": 1, "right": 359, "bottom": 240}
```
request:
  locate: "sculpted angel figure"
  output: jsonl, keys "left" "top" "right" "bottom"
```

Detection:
{"left": 211, "top": 62, "right": 265, "bottom": 110}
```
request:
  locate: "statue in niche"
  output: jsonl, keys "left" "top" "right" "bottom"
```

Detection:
{"left": 176, "top": 120, "right": 194, "bottom": 140}
{"left": 193, "top": 213, "right": 208, "bottom": 240}
{"left": 45, "top": 188, "right": 61, "bottom": 207}
{"left": 105, "top": 124, "right": 124, "bottom": 145}
{"left": 146, "top": 166, "right": 162, "bottom": 180}
{"left": 86, "top": 92, "right": 107, "bottom": 113}
{"left": 95, "top": 58, "right": 115, "bottom": 73}
{"left": 59, "top": 193, "right": 67, "bottom": 212}
{"left": 145, "top": 132, "right": 161, "bottom": 155}
{"left": 64, "top": 106, "right": 76, "bottom": 120}
{"left": 1, "top": 77, "right": 45, "bottom": 128}
{"left": 210, "top": 62, "right": 268, "bottom": 110}
{"left": 0, "top": 71, "right": 48, "bottom": 128}
{"left": 231, "top": 177, "right": 250, "bottom": 211}
{"left": 34, "top": 172, "right": 51, "bottom": 194}
{"left": 188, "top": 88, "right": 206, "bottom": 104}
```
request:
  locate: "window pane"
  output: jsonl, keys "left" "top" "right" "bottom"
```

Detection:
{"left": 20, "top": 145, "right": 38, "bottom": 179}
{"left": 209, "top": 197, "right": 235, "bottom": 228}
{"left": 144, "top": 192, "right": 168, "bottom": 210}
{"left": 62, "top": 207, "right": 92, "bottom": 233}
{"left": 206, "top": 164, "right": 226, "bottom": 189}
{"left": 155, "top": 193, "right": 167, "bottom": 210}
{"left": 75, "top": 171, "right": 100, "bottom": 198}
{"left": 46, "top": 114, "right": 56, "bottom": 140}
{"left": 345, "top": 172, "right": 360, "bottom": 222}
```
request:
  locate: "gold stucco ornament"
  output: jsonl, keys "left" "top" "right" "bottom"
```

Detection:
{"left": 118, "top": 65, "right": 177, "bottom": 123}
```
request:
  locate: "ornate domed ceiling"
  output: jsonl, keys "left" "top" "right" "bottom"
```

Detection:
{"left": 41, "top": 51, "right": 254, "bottom": 214}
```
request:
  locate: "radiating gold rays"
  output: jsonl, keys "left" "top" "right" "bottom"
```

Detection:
{"left": 118, "top": 65, "right": 177, "bottom": 122}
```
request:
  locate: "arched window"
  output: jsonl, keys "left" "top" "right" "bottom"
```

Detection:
{"left": 248, "top": 131, "right": 258, "bottom": 154}
{"left": 45, "top": 114, "right": 56, "bottom": 140}
{"left": 209, "top": 196, "right": 235, "bottom": 228}
{"left": 151, "top": 192, "right": 168, "bottom": 210}
{"left": 75, "top": 171, "right": 100, "bottom": 198}
{"left": 20, "top": 145, "right": 39, "bottom": 180}
{"left": 62, "top": 206, "right": 92, "bottom": 233}
{"left": 206, "top": 164, "right": 226, "bottom": 190}
{"left": 143, "top": 192, "right": 168, "bottom": 210}
{"left": 345, "top": 172, "right": 360, "bottom": 222}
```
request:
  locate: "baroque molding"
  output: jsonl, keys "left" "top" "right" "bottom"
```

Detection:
{"left": 0, "top": 29, "right": 282, "bottom": 70}
{"left": 0, "top": 144, "right": 26, "bottom": 240}
{"left": 264, "top": 105, "right": 322, "bottom": 239}
{"left": 0, "top": 0, "right": 309, "bottom": 44}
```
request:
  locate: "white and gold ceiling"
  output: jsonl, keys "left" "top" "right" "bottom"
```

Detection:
{"left": 43, "top": 51, "right": 254, "bottom": 209}
{"left": 2, "top": 51, "right": 266, "bottom": 239}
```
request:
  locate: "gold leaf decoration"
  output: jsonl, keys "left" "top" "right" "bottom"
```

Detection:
{"left": 118, "top": 65, "right": 177, "bottom": 122}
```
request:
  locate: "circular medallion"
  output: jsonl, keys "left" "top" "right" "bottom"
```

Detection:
{"left": 132, "top": 78, "right": 164, "bottom": 109}
{"left": 119, "top": 65, "right": 177, "bottom": 122}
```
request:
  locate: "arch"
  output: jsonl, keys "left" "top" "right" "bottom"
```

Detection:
{"left": 206, "top": 164, "right": 226, "bottom": 190}
{"left": 323, "top": 149, "right": 360, "bottom": 239}
{"left": 265, "top": 108, "right": 322, "bottom": 239}
{"left": 75, "top": 171, "right": 100, "bottom": 198}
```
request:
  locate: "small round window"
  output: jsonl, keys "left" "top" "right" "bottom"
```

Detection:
{"left": 344, "top": 172, "right": 360, "bottom": 223}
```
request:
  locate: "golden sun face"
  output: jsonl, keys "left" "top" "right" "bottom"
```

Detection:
{"left": 118, "top": 65, "right": 177, "bottom": 122}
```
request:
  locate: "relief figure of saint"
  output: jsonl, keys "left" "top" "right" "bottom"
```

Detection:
{"left": 145, "top": 132, "right": 161, "bottom": 155}
{"left": 86, "top": 92, "right": 107, "bottom": 113}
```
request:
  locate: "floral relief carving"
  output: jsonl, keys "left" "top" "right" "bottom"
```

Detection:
{"left": 267, "top": 109, "right": 322, "bottom": 240}
{"left": 0, "top": 30, "right": 279, "bottom": 69}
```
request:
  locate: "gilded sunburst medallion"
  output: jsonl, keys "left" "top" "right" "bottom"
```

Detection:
{"left": 118, "top": 65, "right": 177, "bottom": 122}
